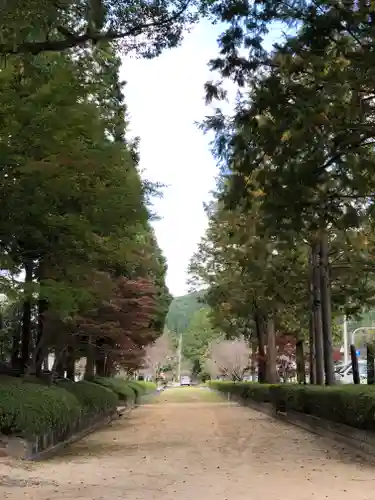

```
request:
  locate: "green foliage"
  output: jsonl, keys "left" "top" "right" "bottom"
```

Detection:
{"left": 182, "top": 308, "right": 223, "bottom": 372}
{"left": 136, "top": 381, "right": 157, "bottom": 393}
{"left": 194, "top": 0, "right": 375, "bottom": 386}
{"left": 189, "top": 200, "right": 311, "bottom": 340}
{"left": 125, "top": 380, "right": 144, "bottom": 403}
{"left": 0, "top": 377, "right": 81, "bottom": 437}
{"left": 165, "top": 291, "right": 205, "bottom": 335}
{"left": 208, "top": 381, "right": 271, "bottom": 402}
{"left": 56, "top": 380, "right": 118, "bottom": 415}
{"left": 0, "top": 374, "right": 155, "bottom": 439}
{"left": 92, "top": 377, "right": 136, "bottom": 403}
{"left": 0, "top": 0, "right": 202, "bottom": 56}
{"left": 0, "top": 43, "right": 170, "bottom": 377}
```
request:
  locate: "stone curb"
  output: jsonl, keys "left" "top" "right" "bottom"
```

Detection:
{"left": 27, "top": 412, "right": 118, "bottom": 461}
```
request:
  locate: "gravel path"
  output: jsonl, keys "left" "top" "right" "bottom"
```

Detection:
{"left": 0, "top": 395, "right": 374, "bottom": 499}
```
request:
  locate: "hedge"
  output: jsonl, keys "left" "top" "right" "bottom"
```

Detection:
{"left": 134, "top": 381, "right": 157, "bottom": 394}
{"left": 57, "top": 380, "right": 118, "bottom": 415}
{"left": 0, "top": 378, "right": 81, "bottom": 438}
{"left": 208, "top": 381, "right": 375, "bottom": 432}
{"left": 125, "top": 380, "right": 149, "bottom": 403}
{"left": 92, "top": 377, "right": 136, "bottom": 404}
{"left": 0, "top": 374, "right": 157, "bottom": 442}
{"left": 209, "top": 381, "right": 272, "bottom": 402}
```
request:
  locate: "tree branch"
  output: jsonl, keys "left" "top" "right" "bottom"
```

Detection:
{"left": 0, "top": 2, "right": 192, "bottom": 55}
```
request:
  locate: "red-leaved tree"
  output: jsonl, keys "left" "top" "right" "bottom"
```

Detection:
{"left": 76, "top": 276, "right": 159, "bottom": 378}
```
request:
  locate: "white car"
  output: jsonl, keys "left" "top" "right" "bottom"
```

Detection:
{"left": 335, "top": 360, "right": 367, "bottom": 384}
{"left": 180, "top": 376, "right": 191, "bottom": 386}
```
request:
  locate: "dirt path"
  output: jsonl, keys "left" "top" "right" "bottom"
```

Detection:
{"left": 0, "top": 388, "right": 374, "bottom": 500}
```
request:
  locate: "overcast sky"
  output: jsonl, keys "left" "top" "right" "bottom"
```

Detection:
{"left": 121, "top": 20, "right": 282, "bottom": 298}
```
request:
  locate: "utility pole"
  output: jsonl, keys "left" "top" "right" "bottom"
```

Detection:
{"left": 177, "top": 333, "right": 182, "bottom": 383}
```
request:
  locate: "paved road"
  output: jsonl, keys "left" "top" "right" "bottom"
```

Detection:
{"left": 0, "top": 392, "right": 374, "bottom": 499}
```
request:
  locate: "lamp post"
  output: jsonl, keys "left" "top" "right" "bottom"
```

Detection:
{"left": 350, "top": 326, "right": 375, "bottom": 355}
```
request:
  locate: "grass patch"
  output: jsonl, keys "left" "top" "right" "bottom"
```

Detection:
{"left": 152, "top": 386, "right": 225, "bottom": 404}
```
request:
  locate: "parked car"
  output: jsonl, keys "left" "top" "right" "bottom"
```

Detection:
{"left": 180, "top": 376, "right": 191, "bottom": 386}
{"left": 335, "top": 360, "right": 367, "bottom": 384}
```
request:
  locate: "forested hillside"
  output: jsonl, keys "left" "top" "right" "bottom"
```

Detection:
{"left": 165, "top": 291, "right": 205, "bottom": 335}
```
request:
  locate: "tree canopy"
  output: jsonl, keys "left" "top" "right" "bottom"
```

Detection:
{"left": 0, "top": 0, "right": 209, "bottom": 56}
{"left": 190, "top": 1, "right": 375, "bottom": 385}
{"left": 0, "top": 42, "right": 171, "bottom": 380}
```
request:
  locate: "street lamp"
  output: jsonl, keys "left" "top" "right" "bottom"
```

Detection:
{"left": 351, "top": 326, "right": 375, "bottom": 347}
{"left": 342, "top": 316, "right": 375, "bottom": 365}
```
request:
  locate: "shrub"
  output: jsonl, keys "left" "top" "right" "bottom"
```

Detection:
{"left": 210, "top": 380, "right": 375, "bottom": 432}
{"left": 208, "top": 381, "right": 272, "bottom": 402}
{"left": 57, "top": 380, "right": 118, "bottom": 415}
{"left": 125, "top": 380, "right": 157, "bottom": 402}
{"left": 269, "top": 384, "right": 375, "bottom": 431}
{"left": 136, "top": 381, "right": 157, "bottom": 394}
{"left": 92, "top": 377, "right": 136, "bottom": 404}
{"left": 0, "top": 378, "right": 81, "bottom": 438}
{"left": 125, "top": 380, "right": 144, "bottom": 402}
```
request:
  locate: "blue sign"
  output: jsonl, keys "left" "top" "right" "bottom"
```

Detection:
{"left": 356, "top": 350, "right": 361, "bottom": 357}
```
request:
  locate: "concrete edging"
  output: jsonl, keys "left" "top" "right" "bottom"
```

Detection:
{"left": 26, "top": 412, "right": 118, "bottom": 461}
{"left": 230, "top": 394, "right": 375, "bottom": 461}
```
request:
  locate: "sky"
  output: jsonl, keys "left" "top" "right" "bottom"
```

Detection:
{"left": 121, "top": 21, "right": 282, "bottom": 298}
{"left": 120, "top": 21, "right": 226, "bottom": 298}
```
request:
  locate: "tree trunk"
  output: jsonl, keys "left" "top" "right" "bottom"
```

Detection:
{"left": 266, "top": 318, "right": 279, "bottom": 384}
{"left": 95, "top": 357, "right": 105, "bottom": 377}
{"left": 308, "top": 314, "right": 316, "bottom": 384}
{"left": 311, "top": 240, "right": 324, "bottom": 385}
{"left": 66, "top": 346, "right": 75, "bottom": 381}
{"left": 95, "top": 338, "right": 106, "bottom": 376}
{"left": 21, "top": 260, "right": 33, "bottom": 372}
{"left": 84, "top": 334, "right": 95, "bottom": 380}
{"left": 251, "top": 340, "right": 258, "bottom": 381}
{"left": 320, "top": 231, "right": 335, "bottom": 385}
{"left": 56, "top": 355, "right": 65, "bottom": 378}
{"left": 308, "top": 253, "right": 316, "bottom": 384}
{"left": 350, "top": 344, "right": 360, "bottom": 384}
{"left": 296, "top": 340, "right": 306, "bottom": 384}
{"left": 35, "top": 297, "right": 48, "bottom": 377}
{"left": 367, "top": 343, "right": 375, "bottom": 385}
{"left": 254, "top": 311, "right": 266, "bottom": 383}
{"left": 11, "top": 327, "right": 21, "bottom": 370}
{"left": 48, "top": 348, "right": 66, "bottom": 384}
{"left": 105, "top": 354, "right": 115, "bottom": 377}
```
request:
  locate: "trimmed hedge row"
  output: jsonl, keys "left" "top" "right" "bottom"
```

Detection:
{"left": 91, "top": 377, "right": 157, "bottom": 404}
{"left": 209, "top": 381, "right": 272, "bottom": 402}
{"left": 92, "top": 377, "right": 137, "bottom": 403}
{"left": 0, "top": 376, "right": 156, "bottom": 440}
{"left": 57, "top": 380, "right": 118, "bottom": 415}
{"left": 0, "top": 378, "right": 83, "bottom": 438}
{"left": 209, "top": 381, "right": 375, "bottom": 432}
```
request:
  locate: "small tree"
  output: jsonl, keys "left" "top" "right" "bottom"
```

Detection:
{"left": 207, "top": 336, "right": 250, "bottom": 381}
{"left": 144, "top": 331, "right": 174, "bottom": 380}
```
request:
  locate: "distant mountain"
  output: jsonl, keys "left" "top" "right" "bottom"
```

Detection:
{"left": 165, "top": 290, "right": 206, "bottom": 335}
